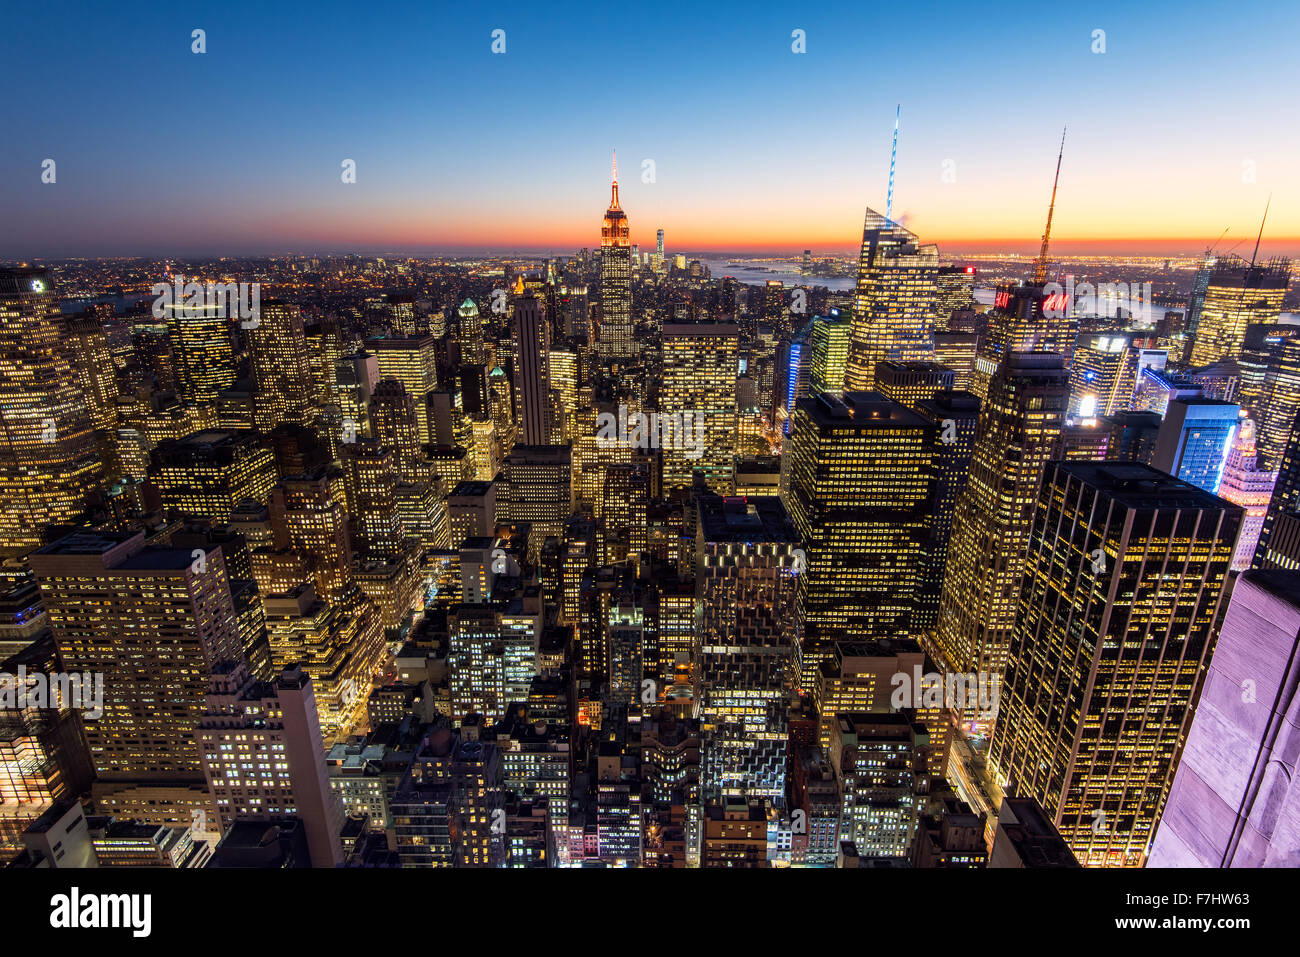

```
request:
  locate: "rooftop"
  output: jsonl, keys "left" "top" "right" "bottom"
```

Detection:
{"left": 1239, "top": 568, "right": 1300, "bottom": 609}
{"left": 449, "top": 481, "right": 494, "bottom": 498}
{"left": 697, "top": 494, "right": 797, "bottom": 544}
{"left": 802, "top": 391, "right": 929, "bottom": 429}
{"left": 1051, "top": 461, "right": 1241, "bottom": 512}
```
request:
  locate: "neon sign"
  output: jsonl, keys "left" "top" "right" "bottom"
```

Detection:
{"left": 1041, "top": 293, "right": 1069, "bottom": 314}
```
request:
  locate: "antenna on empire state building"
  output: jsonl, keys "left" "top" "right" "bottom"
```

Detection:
{"left": 1033, "top": 127, "right": 1067, "bottom": 284}
{"left": 609, "top": 149, "right": 621, "bottom": 210}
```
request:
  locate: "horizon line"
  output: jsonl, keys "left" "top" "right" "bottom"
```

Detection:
{"left": 12, "top": 236, "right": 1300, "bottom": 262}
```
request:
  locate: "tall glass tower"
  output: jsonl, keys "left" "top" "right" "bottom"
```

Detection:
{"left": 0, "top": 268, "right": 103, "bottom": 556}
{"left": 842, "top": 209, "right": 939, "bottom": 391}
{"left": 990, "top": 462, "right": 1240, "bottom": 867}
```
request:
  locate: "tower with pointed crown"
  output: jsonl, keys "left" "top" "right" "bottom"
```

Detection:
{"left": 598, "top": 151, "right": 634, "bottom": 358}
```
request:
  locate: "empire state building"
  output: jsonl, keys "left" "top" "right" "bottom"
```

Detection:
{"left": 598, "top": 151, "right": 633, "bottom": 358}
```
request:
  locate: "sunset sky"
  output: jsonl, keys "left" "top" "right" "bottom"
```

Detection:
{"left": 3, "top": 0, "right": 1297, "bottom": 259}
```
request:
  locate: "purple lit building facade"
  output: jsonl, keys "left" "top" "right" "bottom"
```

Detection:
{"left": 1150, "top": 570, "right": 1300, "bottom": 867}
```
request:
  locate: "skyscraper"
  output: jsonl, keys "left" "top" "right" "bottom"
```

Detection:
{"left": 842, "top": 209, "right": 939, "bottom": 391}
{"left": 830, "top": 712, "right": 929, "bottom": 859}
{"left": 392, "top": 720, "right": 504, "bottom": 867}
{"left": 1151, "top": 398, "right": 1239, "bottom": 494}
{"left": 1244, "top": 329, "right": 1300, "bottom": 472}
{"left": 496, "top": 444, "right": 574, "bottom": 556}
{"left": 248, "top": 299, "right": 314, "bottom": 431}
{"left": 1182, "top": 250, "right": 1217, "bottom": 351}
{"left": 29, "top": 532, "right": 244, "bottom": 826}
{"left": 0, "top": 637, "right": 95, "bottom": 817}
{"left": 1236, "top": 323, "right": 1294, "bottom": 428}
{"left": 990, "top": 462, "right": 1240, "bottom": 867}
{"left": 164, "top": 298, "right": 237, "bottom": 404}
{"left": 932, "top": 353, "right": 1068, "bottom": 696}
{"left": 933, "top": 264, "right": 976, "bottom": 330}
{"left": 601, "top": 461, "right": 649, "bottom": 562}
{"left": 1068, "top": 333, "right": 1138, "bottom": 419}
{"left": 598, "top": 152, "right": 633, "bottom": 359}
{"left": 764, "top": 280, "right": 789, "bottom": 339}
{"left": 448, "top": 602, "right": 506, "bottom": 723}
{"left": 149, "top": 429, "right": 277, "bottom": 523}
{"left": 513, "top": 294, "right": 552, "bottom": 445}
{"left": 784, "top": 392, "right": 936, "bottom": 690}
{"left": 198, "top": 661, "right": 344, "bottom": 867}
{"left": 268, "top": 473, "right": 354, "bottom": 604}
{"left": 1215, "top": 422, "right": 1277, "bottom": 570}
{"left": 1188, "top": 256, "right": 1290, "bottom": 367}
{"left": 342, "top": 439, "right": 404, "bottom": 557}
{"left": 488, "top": 365, "right": 516, "bottom": 459}
{"left": 368, "top": 379, "right": 425, "bottom": 482}
{"left": 369, "top": 336, "right": 440, "bottom": 444}
{"left": 547, "top": 347, "right": 578, "bottom": 442}
{"left": 1253, "top": 408, "right": 1300, "bottom": 568}
{"left": 912, "top": 390, "right": 980, "bottom": 633}
{"left": 1102, "top": 410, "right": 1163, "bottom": 464}
{"left": 808, "top": 309, "right": 851, "bottom": 396}
{"left": 874, "top": 360, "right": 955, "bottom": 412}
{"left": 63, "top": 313, "right": 120, "bottom": 435}
{"left": 261, "top": 583, "right": 384, "bottom": 739}
{"left": 987, "top": 797, "right": 1080, "bottom": 868}
{"left": 695, "top": 495, "right": 800, "bottom": 805}
{"left": 660, "top": 322, "right": 738, "bottom": 495}
{"left": 932, "top": 331, "right": 978, "bottom": 391}
{"left": 774, "top": 322, "right": 813, "bottom": 435}
{"left": 457, "top": 298, "right": 487, "bottom": 368}
{"left": 1255, "top": 509, "right": 1300, "bottom": 570}
{"left": 811, "top": 638, "right": 950, "bottom": 779}
{"left": 0, "top": 269, "right": 103, "bottom": 556}
{"left": 972, "top": 285, "right": 1078, "bottom": 402}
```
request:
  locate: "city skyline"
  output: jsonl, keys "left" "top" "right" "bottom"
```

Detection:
{"left": 3, "top": 0, "right": 1299, "bottom": 917}
{"left": 4, "top": 1, "right": 1299, "bottom": 259}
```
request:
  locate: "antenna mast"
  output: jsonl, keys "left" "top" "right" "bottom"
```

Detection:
{"left": 1033, "top": 127, "right": 1067, "bottom": 284}
{"left": 1250, "top": 195, "right": 1271, "bottom": 267}
{"left": 885, "top": 105, "right": 900, "bottom": 225}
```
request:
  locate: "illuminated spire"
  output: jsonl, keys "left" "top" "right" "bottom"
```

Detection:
{"left": 610, "top": 149, "right": 621, "bottom": 210}
{"left": 1033, "top": 127, "right": 1066, "bottom": 284}
{"left": 602, "top": 149, "right": 629, "bottom": 247}
{"left": 885, "top": 105, "right": 900, "bottom": 226}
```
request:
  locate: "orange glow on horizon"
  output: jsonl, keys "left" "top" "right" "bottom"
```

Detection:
{"left": 236, "top": 197, "right": 1300, "bottom": 259}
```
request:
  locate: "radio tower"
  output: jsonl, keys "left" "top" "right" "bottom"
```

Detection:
{"left": 1032, "top": 127, "right": 1067, "bottom": 284}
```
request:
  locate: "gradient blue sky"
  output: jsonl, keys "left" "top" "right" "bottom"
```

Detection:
{"left": 2, "top": 0, "right": 1297, "bottom": 258}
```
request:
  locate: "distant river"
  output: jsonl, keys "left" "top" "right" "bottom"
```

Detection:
{"left": 694, "top": 261, "right": 1009, "bottom": 303}
{"left": 694, "top": 257, "right": 856, "bottom": 293}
